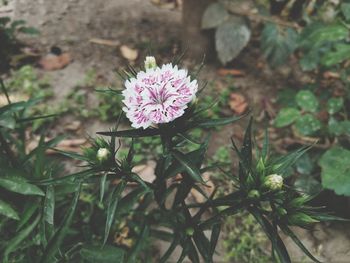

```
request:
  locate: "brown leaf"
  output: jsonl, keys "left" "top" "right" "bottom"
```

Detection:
{"left": 229, "top": 93, "right": 248, "bottom": 114}
{"left": 39, "top": 53, "right": 72, "bottom": 70}
{"left": 323, "top": 71, "right": 340, "bottom": 79}
{"left": 89, "top": 38, "right": 120, "bottom": 47}
{"left": 120, "top": 45, "right": 138, "bottom": 61}
{"left": 217, "top": 68, "right": 245, "bottom": 77}
{"left": 132, "top": 161, "right": 156, "bottom": 183}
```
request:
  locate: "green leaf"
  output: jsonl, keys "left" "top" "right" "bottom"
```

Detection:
{"left": 127, "top": 224, "right": 149, "bottom": 263}
{"left": 272, "top": 145, "right": 312, "bottom": 177}
{"left": 0, "top": 199, "right": 19, "bottom": 220}
{"left": 341, "top": 121, "right": 350, "bottom": 135}
{"left": 40, "top": 184, "right": 81, "bottom": 263}
{"left": 249, "top": 208, "right": 291, "bottom": 263}
{"left": 0, "top": 177, "right": 44, "bottom": 196}
{"left": 321, "top": 44, "right": 350, "bottom": 67}
{"left": 209, "top": 223, "right": 221, "bottom": 257}
{"left": 319, "top": 147, "right": 350, "bottom": 196}
{"left": 295, "top": 153, "right": 314, "bottom": 175}
{"left": 279, "top": 224, "right": 321, "bottom": 263}
{"left": 0, "top": 115, "right": 16, "bottom": 129}
{"left": 159, "top": 236, "right": 180, "bottom": 263}
{"left": 97, "top": 128, "right": 160, "bottom": 138}
{"left": 80, "top": 245, "right": 125, "bottom": 263}
{"left": 104, "top": 180, "right": 127, "bottom": 245}
{"left": 43, "top": 185, "right": 55, "bottom": 225}
{"left": 99, "top": 174, "right": 107, "bottom": 203}
{"left": 327, "top": 97, "right": 344, "bottom": 114}
{"left": 197, "top": 113, "right": 246, "bottom": 129}
{"left": 3, "top": 214, "right": 40, "bottom": 262}
{"left": 171, "top": 150, "right": 204, "bottom": 183}
{"left": 16, "top": 201, "right": 39, "bottom": 231}
{"left": 300, "top": 23, "right": 348, "bottom": 48}
{"left": 328, "top": 117, "right": 344, "bottom": 136}
{"left": 18, "top": 26, "right": 40, "bottom": 35}
{"left": 294, "top": 175, "right": 322, "bottom": 196}
{"left": 201, "top": 2, "right": 229, "bottom": 29}
{"left": 261, "top": 23, "right": 298, "bottom": 67}
{"left": 341, "top": 3, "right": 350, "bottom": 20}
{"left": 215, "top": 16, "right": 251, "bottom": 64}
{"left": 117, "top": 186, "right": 147, "bottom": 216}
{"left": 274, "top": 108, "right": 300, "bottom": 127}
{"left": 296, "top": 90, "right": 319, "bottom": 113}
{"left": 193, "top": 231, "right": 211, "bottom": 262}
{"left": 295, "top": 114, "right": 321, "bottom": 136}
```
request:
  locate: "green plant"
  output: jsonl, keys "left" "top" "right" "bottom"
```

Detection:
{"left": 224, "top": 212, "right": 270, "bottom": 263}
{"left": 5, "top": 65, "right": 57, "bottom": 130}
{"left": 0, "top": 17, "right": 39, "bottom": 72}
{"left": 0, "top": 78, "right": 70, "bottom": 262}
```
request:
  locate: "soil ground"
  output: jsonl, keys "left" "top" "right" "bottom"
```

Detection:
{"left": 5, "top": 0, "right": 350, "bottom": 262}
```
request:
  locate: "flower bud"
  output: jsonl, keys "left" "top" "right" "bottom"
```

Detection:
{"left": 247, "top": 189, "right": 260, "bottom": 200}
{"left": 263, "top": 174, "right": 283, "bottom": 191}
{"left": 288, "top": 212, "right": 319, "bottom": 226}
{"left": 185, "top": 227, "right": 195, "bottom": 236}
{"left": 97, "top": 148, "right": 111, "bottom": 162}
{"left": 144, "top": 56, "right": 157, "bottom": 70}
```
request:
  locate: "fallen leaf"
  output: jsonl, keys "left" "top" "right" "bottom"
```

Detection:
{"left": 120, "top": 45, "right": 138, "bottom": 61}
{"left": 0, "top": 93, "right": 29, "bottom": 107}
{"left": 190, "top": 172, "right": 215, "bottom": 203}
{"left": 229, "top": 93, "right": 248, "bottom": 114}
{"left": 64, "top": 120, "right": 81, "bottom": 131}
{"left": 323, "top": 71, "right": 340, "bottom": 79}
{"left": 132, "top": 160, "right": 156, "bottom": 183}
{"left": 217, "top": 68, "right": 245, "bottom": 77}
{"left": 39, "top": 53, "right": 72, "bottom": 70}
{"left": 89, "top": 38, "right": 120, "bottom": 47}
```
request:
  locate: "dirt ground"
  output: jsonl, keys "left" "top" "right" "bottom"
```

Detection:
{"left": 7, "top": 0, "right": 350, "bottom": 262}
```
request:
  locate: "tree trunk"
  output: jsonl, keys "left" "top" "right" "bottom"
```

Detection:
{"left": 182, "top": 0, "right": 214, "bottom": 61}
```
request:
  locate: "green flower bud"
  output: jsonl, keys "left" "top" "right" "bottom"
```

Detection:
{"left": 256, "top": 157, "right": 265, "bottom": 174}
{"left": 144, "top": 56, "right": 157, "bottom": 70}
{"left": 248, "top": 189, "right": 260, "bottom": 200}
{"left": 263, "top": 174, "right": 283, "bottom": 191}
{"left": 288, "top": 212, "right": 319, "bottom": 226}
{"left": 185, "top": 227, "right": 195, "bottom": 236}
{"left": 97, "top": 148, "right": 111, "bottom": 162}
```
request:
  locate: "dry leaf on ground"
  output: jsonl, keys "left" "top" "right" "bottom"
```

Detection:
{"left": 89, "top": 38, "right": 120, "bottom": 47}
{"left": 229, "top": 93, "right": 248, "bottom": 114}
{"left": 39, "top": 53, "right": 72, "bottom": 70}
{"left": 120, "top": 45, "right": 138, "bottom": 61}
{"left": 132, "top": 160, "right": 156, "bottom": 183}
{"left": 217, "top": 68, "right": 245, "bottom": 77}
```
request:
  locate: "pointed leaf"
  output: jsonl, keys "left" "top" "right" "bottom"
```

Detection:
{"left": 279, "top": 224, "right": 321, "bottom": 263}
{"left": 3, "top": 214, "right": 40, "bottom": 261}
{"left": 0, "top": 177, "right": 44, "bottom": 196}
{"left": 80, "top": 245, "right": 125, "bottom": 263}
{"left": 0, "top": 199, "right": 19, "bottom": 220}
{"left": 40, "top": 184, "right": 81, "bottom": 263}
{"left": 97, "top": 128, "right": 160, "bottom": 138}
{"left": 171, "top": 150, "right": 204, "bottom": 183}
{"left": 104, "top": 180, "right": 126, "bottom": 245}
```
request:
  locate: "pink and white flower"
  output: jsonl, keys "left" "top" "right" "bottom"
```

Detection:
{"left": 122, "top": 62, "right": 198, "bottom": 129}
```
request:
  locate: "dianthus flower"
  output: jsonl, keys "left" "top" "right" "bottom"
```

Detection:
{"left": 122, "top": 61, "right": 198, "bottom": 129}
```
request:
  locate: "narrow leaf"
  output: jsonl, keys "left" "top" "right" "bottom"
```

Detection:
{"left": 104, "top": 180, "right": 126, "bottom": 245}
{"left": 40, "top": 184, "right": 81, "bottom": 263}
